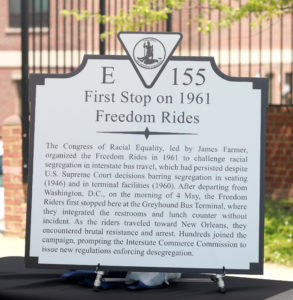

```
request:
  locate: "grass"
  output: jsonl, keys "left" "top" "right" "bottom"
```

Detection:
{"left": 264, "top": 199, "right": 293, "bottom": 266}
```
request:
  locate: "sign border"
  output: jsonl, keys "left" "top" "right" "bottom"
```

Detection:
{"left": 25, "top": 54, "right": 267, "bottom": 275}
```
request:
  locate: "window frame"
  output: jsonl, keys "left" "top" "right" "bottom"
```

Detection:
{"left": 8, "top": 0, "right": 50, "bottom": 29}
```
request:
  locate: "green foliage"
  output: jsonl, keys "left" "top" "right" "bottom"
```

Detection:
{"left": 61, "top": 0, "right": 293, "bottom": 38}
{"left": 264, "top": 199, "right": 293, "bottom": 266}
{"left": 61, "top": 0, "right": 185, "bottom": 39}
{"left": 198, "top": 0, "right": 293, "bottom": 30}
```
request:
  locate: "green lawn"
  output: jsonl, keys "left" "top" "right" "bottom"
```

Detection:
{"left": 264, "top": 199, "right": 293, "bottom": 266}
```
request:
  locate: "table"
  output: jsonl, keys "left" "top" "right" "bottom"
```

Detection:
{"left": 0, "top": 257, "right": 292, "bottom": 300}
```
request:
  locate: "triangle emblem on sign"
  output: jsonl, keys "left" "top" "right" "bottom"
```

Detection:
{"left": 118, "top": 32, "right": 182, "bottom": 88}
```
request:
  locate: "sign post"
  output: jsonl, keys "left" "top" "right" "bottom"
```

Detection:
{"left": 26, "top": 32, "right": 267, "bottom": 276}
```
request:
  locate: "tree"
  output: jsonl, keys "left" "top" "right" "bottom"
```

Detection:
{"left": 62, "top": 0, "right": 293, "bottom": 38}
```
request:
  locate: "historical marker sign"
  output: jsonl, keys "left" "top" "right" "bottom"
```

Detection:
{"left": 26, "top": 32, "right": 267, "bottom": 274}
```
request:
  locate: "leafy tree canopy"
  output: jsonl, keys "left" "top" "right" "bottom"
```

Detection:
{"left": 61, "top": 0, "right": 293, "bottom": 38}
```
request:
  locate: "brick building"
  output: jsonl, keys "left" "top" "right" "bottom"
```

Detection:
{"left": 0, "top": 0, "right": 22, "bottom": 137}
{"left": 0, "top": 0, "right": 293, "bottom": 236}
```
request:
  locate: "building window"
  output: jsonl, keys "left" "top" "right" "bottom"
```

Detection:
{"left": 9, "top": 0, "right": 49, "bottom": 28}
{"left": 283, "top": 73, "right": 293, "bottom": 105}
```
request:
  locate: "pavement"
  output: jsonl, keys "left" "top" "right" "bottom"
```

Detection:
{"left": 0, "top": 233, "right": 292, "bottom": 281}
